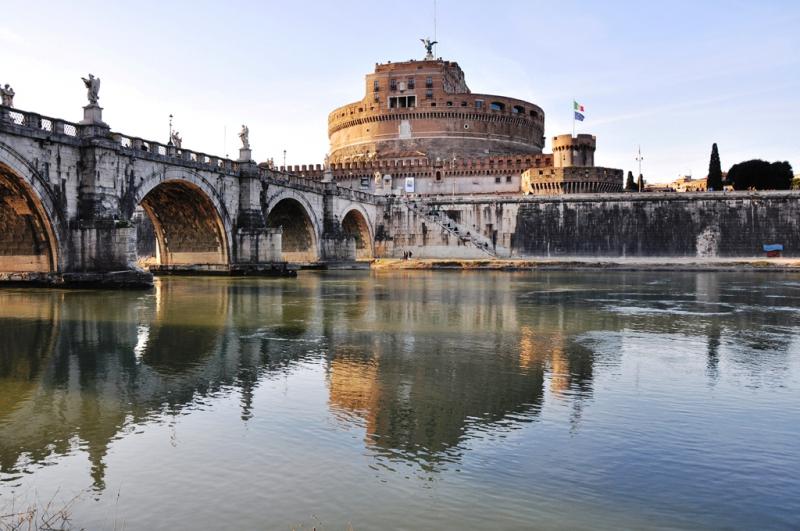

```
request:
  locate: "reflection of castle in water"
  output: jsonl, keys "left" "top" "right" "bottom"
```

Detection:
{"left": 325, "top": 273, "right": 606, "bottom": 465}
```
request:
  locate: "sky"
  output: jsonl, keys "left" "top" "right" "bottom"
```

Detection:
{"left": 2, "top": 0, "right": 798, "bottom": 182}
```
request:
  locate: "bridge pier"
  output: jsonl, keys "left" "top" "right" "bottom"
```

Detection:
{"left": 61, "top": 119, "right": 153, "bottom": 287}
{"left": 231, "top": 160, "right": 288, "bottom": 275}
{"left": 320, "top": 182, "right": 357, "bottom": 263}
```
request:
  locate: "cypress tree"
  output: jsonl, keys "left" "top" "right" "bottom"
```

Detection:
{"left": 637, "top": 174, "right": 645, "bottom": 192}
{"left": 707, "top": 143, "right": 722, "bottom": 191}
{"left": 625, "top": 171, "right": 636, "bottom": 191}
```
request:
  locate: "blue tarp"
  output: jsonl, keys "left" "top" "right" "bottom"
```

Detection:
{"left": 763, "top": 244, "right": 784, "bottom": 252}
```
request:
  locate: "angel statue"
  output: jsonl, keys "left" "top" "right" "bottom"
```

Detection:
{"left": 239, "top": 124, "right": 250, "bottom": 150}
{"left": 421, "top": 38, "right": 437, "bottom": 60}
{"left": 81, "top": 74, "right": 100, "bottom": 104}
{"left": 170, "top": 130, "right": 182, "bottom": 149}
{"left": 1, "top": 84, "right": 15, "bottom": 107}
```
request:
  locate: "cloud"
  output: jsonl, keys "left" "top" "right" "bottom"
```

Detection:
{"left": 0, "top": 27, "right": 23, "bottom": 46}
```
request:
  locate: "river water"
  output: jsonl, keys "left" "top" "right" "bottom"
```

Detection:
{"left": 0, "top": 271, "right": 798, "bottom": 530}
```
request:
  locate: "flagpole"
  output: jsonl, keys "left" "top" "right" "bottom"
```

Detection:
{"left": 572, "top": 98, "right": 575, "bottom": 137}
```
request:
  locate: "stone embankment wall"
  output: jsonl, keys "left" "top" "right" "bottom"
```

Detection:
{"left": 379, "top": 192, "right": 800, "bottom": 259}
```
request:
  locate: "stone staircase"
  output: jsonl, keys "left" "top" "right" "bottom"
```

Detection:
{"left": 405, "top": 200, "right": 511, "bottom": 258}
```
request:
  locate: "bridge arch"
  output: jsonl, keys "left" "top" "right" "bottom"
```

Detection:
{"left": 265, "top": 191, "right": 320, "bottom": 263}
{"left": 131, "top": 169, "right": 231, "bottom": 268}
{"left": 0, "top": 142, "right": 63, "bottom": 273}
{"left": 340, "top": 206, "right": 374, "bottom": 260}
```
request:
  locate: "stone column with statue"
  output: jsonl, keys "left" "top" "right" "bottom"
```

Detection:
{"left": 80, "top": 74, "right": 107, "bottom": 128}
{"left": 238, "top": 124, "right": 251, "bottom": 162}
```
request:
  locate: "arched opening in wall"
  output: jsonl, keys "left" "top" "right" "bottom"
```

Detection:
{"left": 138, "top": 181, "right": 228, "bottom": 270}
{"left": 266, "top": 198, "right": 318, "bottom": 263}
{"left": 0, "top": 164, "right": 57, "bottom": 273}
{"left": 341, "top": 209, "right": 373, "bottom": 261}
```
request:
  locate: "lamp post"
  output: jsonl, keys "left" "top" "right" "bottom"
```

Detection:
{"left": 168, "top": 114, "right": 173, "bottom": 146}
{"left": 635, "top": 145, "right": 644, "bottom": 191}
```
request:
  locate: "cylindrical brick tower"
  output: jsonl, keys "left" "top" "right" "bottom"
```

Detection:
{"left": 327, "top": 59, "right": 545, "bottom": 164}
{"left": 552, "top": 134, "right": 596, "bottom": 168}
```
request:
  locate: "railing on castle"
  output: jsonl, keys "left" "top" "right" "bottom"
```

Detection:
{"left": 1, "top": 105, "right": 241, "bottom": 174}
{"left": 278, "top": 154, "right": 553, "bottom": 178}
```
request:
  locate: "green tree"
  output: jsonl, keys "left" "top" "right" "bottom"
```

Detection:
{"left": 625, "top": 171, "right": 636, "bottom": 191}
{"left": 729, "top": 159, "right": 794, "bottom": 190}
{"left": 707, "top": 143, "right": 722, "bottom": 191}
{"left": 637, "top": 174, "right": 645, "bottom": 192}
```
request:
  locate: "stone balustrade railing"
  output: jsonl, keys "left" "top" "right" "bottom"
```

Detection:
{"left": 2, "top": 104, "right": 382, "bottom": 203}
{"left": 1, "top": 105, "right": 81, "bottom": 137}
{"left": 108, "top": 131, "right": 240, "bottom": 174}
{"left": 1, "top": 105, "right": 242, "bottom": 174}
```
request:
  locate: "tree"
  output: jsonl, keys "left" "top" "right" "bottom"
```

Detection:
{"left": 729, "top": 159, "right": 794, "bottom": 190}
{"left": 625, "top": 171, "right": 636, "bottom": 191}
{"left": 637, "top": 174, "right": 645, "bottom": 192}
{"left": 707, "top": 143, "right": 722, "bottom": 191}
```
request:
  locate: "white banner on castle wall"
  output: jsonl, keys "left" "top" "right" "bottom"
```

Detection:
{"left": 404, "top": 177, "right": 415, "bottom": 193}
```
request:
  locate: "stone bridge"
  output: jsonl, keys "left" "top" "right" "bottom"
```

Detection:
{"left": 0, "top": 104, "right": 380, "bottom": 287}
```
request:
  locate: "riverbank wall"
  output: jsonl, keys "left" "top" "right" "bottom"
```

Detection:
{"left": 377, "top": 191, "right": 800, "bottom": 259}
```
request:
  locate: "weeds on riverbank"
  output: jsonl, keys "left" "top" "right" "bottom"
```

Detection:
{"left": 0, "top": 491, "right": 83, "bottom": 531}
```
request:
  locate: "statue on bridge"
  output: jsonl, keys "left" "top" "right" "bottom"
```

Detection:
{"left": 421, "top": 38, "right": 437, "bottom": 60}
{"left": 1, "top": 84, "right": 15, "bottom": 107}
{"left": 239, "top": 125, "right": 250, "bottom": 150}
{"left": 170, "top": 130, "right": 182, "bottom": 149}
{"left": 81, "top": 74, "right": 101, "bottom": 105}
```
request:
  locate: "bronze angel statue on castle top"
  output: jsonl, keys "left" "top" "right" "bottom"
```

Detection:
{"left": 421, "top": 38, "right": 437, "bottom": 59}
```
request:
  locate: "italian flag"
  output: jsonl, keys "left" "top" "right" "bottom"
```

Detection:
{"left": 573, "top": 100, "right": 585, "bottom": 112}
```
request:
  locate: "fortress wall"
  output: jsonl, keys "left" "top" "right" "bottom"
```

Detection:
{"left": 514, "top": 192, "right": 800, "bottom": 257}
{"left": 378, "top": 200, "right": 520, "bottom": 259}
{"left": 381, "top": 192, "right": 800, "bottom": 259}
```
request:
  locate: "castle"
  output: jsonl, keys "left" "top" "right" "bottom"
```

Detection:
{"left": 270, "top": 44, "right": 623, "bottom": 196}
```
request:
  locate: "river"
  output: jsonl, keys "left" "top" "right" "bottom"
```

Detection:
{"left": 0, "top": 271, "right": 798, "bottom": 529}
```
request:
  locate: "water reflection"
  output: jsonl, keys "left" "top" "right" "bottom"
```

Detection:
{"left": 0, "top": 271, "right": 798, "bottom": 494}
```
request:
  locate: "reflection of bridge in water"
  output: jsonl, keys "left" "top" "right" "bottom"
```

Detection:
{"left": 0, "top": 272, "right": 793, "bottom": 488}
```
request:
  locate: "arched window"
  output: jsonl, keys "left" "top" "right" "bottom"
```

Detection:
{"left": 512, "top": 105, "right": 524, "bottom": 114}
{"left": 490, "top": 101, "right": 505, "bottom": 111}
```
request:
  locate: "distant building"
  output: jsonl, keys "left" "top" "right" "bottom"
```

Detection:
{"left": 273, "top": 45, "right": 622, "bottom": 196}
{"left": 670, "top": 175, "right": 707, "bottom": 192}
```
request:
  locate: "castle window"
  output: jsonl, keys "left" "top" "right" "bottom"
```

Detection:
{"left": 435, "top": 171, "right": 442, "bottom": 181}
{"left": 389, "top": 96, "right": 416, "bottom": 108}
{"left": 407, "top": 77, "right": 415, "bottom": 89}
{"left": 475, "top": 99, "right": 484, "bottom": 109}
{"left": 506, "top": 175, "right": 512, "bottom": 183}
{"left": 425, "top": 76, "right": 433, "bottom": 88}
{"left": 390, "top": 79, "right": 397, "bottom": 91}
{"left": 461, "top": 101, "right": 468, "bottom": 107}
{"left": 446, "top": 101, "right": 453, "bottom": 107}
{"left": 512, "top": 105, "right": 524, "bottom": 114}
{"left": 373, "top": 80, "right": 379, "bottom": 92}
{"left": 495, "top": 176, "right": 501, "bottom": 184}
{"left": 529, "top": 110, "right": 538, "bottom": 118}
{"left": 490, "top": 101, "right": 505, "bottom": 111}
{"left": 426, "top": 89, "right": 433, "bottom": 99}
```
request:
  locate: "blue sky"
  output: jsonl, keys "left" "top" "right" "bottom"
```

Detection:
{"left": 2, "top": 0, "right": 798, "bottom": 182}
